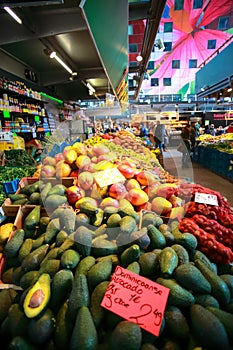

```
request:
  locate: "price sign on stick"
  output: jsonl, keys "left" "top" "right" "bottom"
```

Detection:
{"left": 194, "top": 192, "right": 218, "bottom": 206}
{"left": 94, "top": 168, "right": 126, "bottom": 188}
{"left": 101, "top": 266, "right": 170, "bottom": 336}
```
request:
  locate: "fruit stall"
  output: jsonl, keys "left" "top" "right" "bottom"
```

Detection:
{"left": 193, "top": 133, "right": 233, "bottom": 181}
{"left": 0, "top": 131, "right": 233, "bottom": 350}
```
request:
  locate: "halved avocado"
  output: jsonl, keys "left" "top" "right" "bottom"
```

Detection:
{"left": 23, "top": 273, "right": 51, "bottom": 318}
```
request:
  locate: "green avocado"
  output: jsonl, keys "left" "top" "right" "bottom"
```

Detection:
{"left": 23, "top": 273, "right": 51, "bottom": 318}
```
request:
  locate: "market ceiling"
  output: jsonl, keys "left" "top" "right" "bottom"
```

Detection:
{"left": 0, "top": 0, "right": 165, "bottom": 103}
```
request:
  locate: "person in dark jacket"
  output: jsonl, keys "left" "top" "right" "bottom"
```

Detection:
{"left": 154, "top": 121, "right": 164, "bottom": 151}
{"left": 180, "top": 125, "right": 191, "bottom": 167}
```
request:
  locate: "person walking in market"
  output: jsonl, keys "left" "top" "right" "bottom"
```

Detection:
{"left": 180, "top": 124, "right": 191, "bottom": 167}
{"left": 154, "top": 121, "right": 165, "bottom": 151}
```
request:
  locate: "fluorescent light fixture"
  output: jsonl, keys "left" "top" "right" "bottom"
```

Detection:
{"left": 49, "top": 51, "right": 73, "bottom": 75}
{"left": 4, "top": 6, "right": 22, "bottom": 24}
{"left": 87, "top": 82, "right": 95, "bottom": 93}
{"left": 227, "top": 87, "right": 232, "bottom": 92}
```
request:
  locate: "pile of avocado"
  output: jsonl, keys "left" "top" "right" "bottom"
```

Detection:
{"left": 0, "top": 207, "right": 233, "bottom": 350}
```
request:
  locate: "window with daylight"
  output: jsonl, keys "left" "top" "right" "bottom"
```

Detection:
{"left": 151, "top": 78, "right": 159, "bottom": 86}
{"left": 164, "top": 22, "right": 173, "bottom": 32}
{"left": 164, "top": 42, "right": 172, "bottom": 51}
{"left": 163, "top": 78, "right": 171, "bottom": 86}
{"left": 174, "top": 0, "right": 184, "bottom": 10}
{"left": 147, "top": 61, "right": 154, "bottom": 70}
{"left": 128, "top": 24, "right": 133, "bottom": 35}
{"left": 218, "top": 16, "right": 229, "bottom": 30}
{"left": 207, "top": 39, "right": 216, "bottom": 50}
{"left": 129, "top": 44, "right": 138, "bottom": 53}
{"left": 193, "top": 0, "right": 203, "bottom": 9}
{"left": 189, "top": 59, "right": 197, "bottom": 68}
{"left": 172, "top": 60, "right": 180, "bottom": 69}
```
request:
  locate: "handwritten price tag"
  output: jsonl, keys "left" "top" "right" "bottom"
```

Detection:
{"left": 101, "top": 266, "right": 170, "bottom": 336}
{"left": 194, "top": 192, "right": 218, "bottom": 206}
{"left": 94, "top": 168, "right": 126, "bottom": 188}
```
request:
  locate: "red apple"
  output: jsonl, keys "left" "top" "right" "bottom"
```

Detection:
{"left": 108, "top": 183, "right": 127, "bottom": 200}
{"left": 78, "top": 171, "right": 94, "bottom": 190}
{"left": 66, "top": 185, "right": 84, "bottom": 205}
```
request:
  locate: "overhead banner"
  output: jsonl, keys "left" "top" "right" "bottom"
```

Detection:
{"left": 80, "top": 0, "right": 128, "bottom": 101}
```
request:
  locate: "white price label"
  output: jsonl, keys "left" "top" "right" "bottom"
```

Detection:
{"left": 194, "top": 192, "right": 218, "bottom": 206}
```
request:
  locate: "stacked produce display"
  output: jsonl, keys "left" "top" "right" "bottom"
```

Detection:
{"left": 0, "top": 134, "right": 233, "bottom": 350}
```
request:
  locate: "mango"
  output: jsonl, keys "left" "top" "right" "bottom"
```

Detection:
{"left": 151, "top": 196, "right": 172, "bottom": 215}
{"left": 126, "top": 188, "right": 148, "bottom": 206}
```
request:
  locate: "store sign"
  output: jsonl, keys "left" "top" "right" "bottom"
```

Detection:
{"left": 194, "top": 192, "right": 218, "bottom": 206}
{"left": 94, "top": 168, "right": 126, "bottom": 188}
{"left": 101, "top": 266, "right": 170, "bottom": 336}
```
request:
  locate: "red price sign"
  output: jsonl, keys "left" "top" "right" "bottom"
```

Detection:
{"left": 101, "top": 266, "right": 170, "bottom": 336}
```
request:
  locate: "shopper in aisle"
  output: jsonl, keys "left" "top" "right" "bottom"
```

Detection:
{"left": 162, "top": 125, "right": 169, "bottom": 151}
{"left": 180, "top": 124, "right": 191, "bottom": 167}
{"left": 209, "top": 124, "right": 216, "bottom": 136}
{"left": 148, "top": 122, "right": 155, "bottom": 146}
{"left": 154, "top": 121, "right": 164, "bottom": 151}
{"left": 139, "top": 122, "right": 148, "bottom": 138}
{"left": 190, "top": 122, "right": 196, "bottom": 158}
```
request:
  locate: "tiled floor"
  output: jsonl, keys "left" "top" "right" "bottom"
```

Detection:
{"left": 162, "top": 148, "right": 233, "bottom": 207}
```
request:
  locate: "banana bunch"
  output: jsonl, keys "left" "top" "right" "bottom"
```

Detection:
{"left": 84, "top": 136, "right": 104, "bottom": 146}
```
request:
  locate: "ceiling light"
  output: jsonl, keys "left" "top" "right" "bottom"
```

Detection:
{"left": 4, "top": 6, "right": 22, "bottom": 24}
{"left": 87, "top": 82, "right": 95, "bottom": 93}
{"left": 227, "top": 87, "right": 232, "bottom": 92}
{"left": 72, "top": 72, "right": 78, "bottom": 76}
{"left": 136, "top": 55, "right": 143, "bottom": 62}
{"left": 49, "top": 51, "right": 73, "bottom": 75}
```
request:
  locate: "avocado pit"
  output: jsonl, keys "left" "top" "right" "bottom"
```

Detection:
{"left": 29, "top": 288, "right": 45, "bottom": 308}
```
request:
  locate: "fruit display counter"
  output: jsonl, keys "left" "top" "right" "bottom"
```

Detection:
{"left": 0, "top": 136, "right": 233, "bottom": 350}
{"left": 193, "top": 133, "right": 233, "bottom": 181}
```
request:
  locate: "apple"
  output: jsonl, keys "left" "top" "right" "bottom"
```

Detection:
{"left": 42, "top": 156, "right": 56, "bottom": 167}
{"left": 40, "top": 164, "right": 56, "bottom": 178}
{"left": 66, "top": 185, "right": 84, "bottom": 205}
{"left": 108, "top": 183, "right": 127, "bottom": 200}
{"left": 54, "top": 153, "right": 65, "bottom": 163}
{"left": 78, "top": 171, "right": 94, "bottom": 190}
{"left": 92, "top": 144, "right": 109, "bottom": 156}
